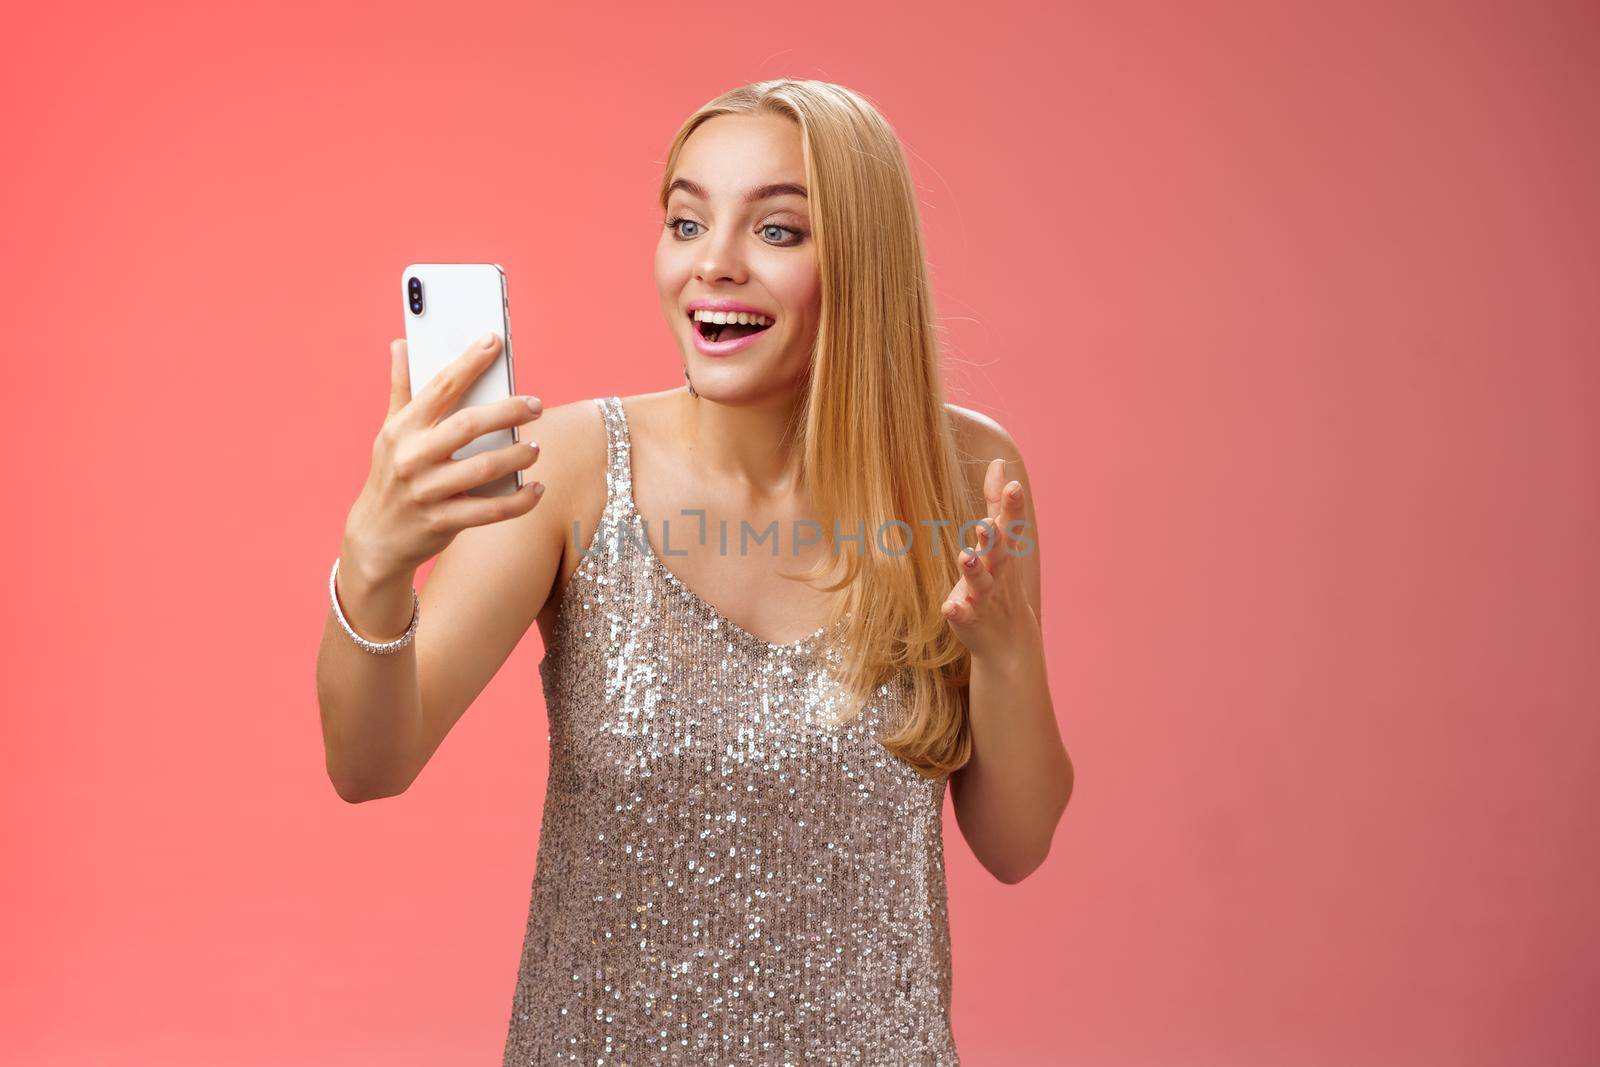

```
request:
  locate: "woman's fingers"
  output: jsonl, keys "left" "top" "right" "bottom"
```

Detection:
{"left": 407, "top": 394, "right": 543, "bottom": 470}
{"left": 351, "top": 333, "right": 538, "bottom": 576}
{"left": 960, "top": 545, "right": 996, "bottom": 597}
{"left": 431, "top": 478, "right": 546, "bottom": 531}
{"left": 966, "top": 515, "right": 1007, "bottom": 579}
{"left": 976, "top": 481, "right": 1025, "bottom": 576}
{"left": 1004, "top": 479, "right": 1025, "bottom": 517}
{"left": 943, "top": 476, "right": 1026, "bottom": 630}
{"left": 388, "top": 339, "right": 411, "bottom": 416}
{"left": 942, "top": 546, "right": 994, "bottom": 623}
{"left": 942, "top": 597, "right": 972, "bottom": 624}
{"left": 398, "top": 331, "right": 505, "bottom": 429}
{"left": 978, "top": 516, "right": 1004, "bottom": 568}
{"left": 410, "top": 437, "right": 542, "bottom": 502}
{"left": 983, "top": 458, "right": 1008, "bottom": 518}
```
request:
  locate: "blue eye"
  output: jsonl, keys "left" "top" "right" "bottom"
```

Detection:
{"left": 761, "top": 224, "right": 802, "bottom": 245}
{"left": 665, "top": 216, "right": 703, "bottom": 239}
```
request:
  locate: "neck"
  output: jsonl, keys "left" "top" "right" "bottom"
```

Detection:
{"left": 676, "top": 386, "right": 807, "bottom": 501}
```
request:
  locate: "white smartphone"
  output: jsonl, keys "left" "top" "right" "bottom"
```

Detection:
{"left": 402, "top": 263, "right": 522, "bottom": 497}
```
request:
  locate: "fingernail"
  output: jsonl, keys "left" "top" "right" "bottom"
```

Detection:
{"left": 526, "top": 440, "right": 539, "bottom": 451}
{"left": 963, "top": 554, "right": 977, "bottom": 569}
{"left": 480, "top": 331, "right": 498, "bottom": 348}
{"left": 532, "top": 482, "right": 545, "bottom": 495}
{"left": 522, "top": 395, "right": 541, "bottom": 414}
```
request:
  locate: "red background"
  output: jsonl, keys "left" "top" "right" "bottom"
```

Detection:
{"left": 4, "top": 1, "right": 1597, "bottom": 1063}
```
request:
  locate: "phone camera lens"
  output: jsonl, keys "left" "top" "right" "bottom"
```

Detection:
{"left": 408, "top": 277, "right": 424, "bottom": 315}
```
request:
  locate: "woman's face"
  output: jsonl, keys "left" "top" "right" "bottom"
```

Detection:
{"left": 655, "top": 112, "right": 820, "bottom": 401}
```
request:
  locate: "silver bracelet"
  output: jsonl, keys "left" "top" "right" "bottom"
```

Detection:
{"left": 329, "top": 556, "right": 418, "bottom": 654}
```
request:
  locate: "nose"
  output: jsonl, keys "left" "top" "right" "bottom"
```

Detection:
{"left": 694, "top": 226, "right": 748, "bottom": 285}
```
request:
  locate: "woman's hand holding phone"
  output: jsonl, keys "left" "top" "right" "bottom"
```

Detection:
{"left": 341, "top": 332, "right": 545, "bottom": 587}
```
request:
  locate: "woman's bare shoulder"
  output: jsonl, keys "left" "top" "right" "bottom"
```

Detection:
{"left": 944, "top": 402, "right": 1020, "bottom": 460}
{"left": 944, "top": 402, "right": 1029, "bottom": 501}
{"left": 431, "top": 397, "right": 608, "bottom": 563}
{"left": 521, "top": 396, "right": 613, "bottom": 548}
{"left": 613, "top": 386, "right": 685, "bottom": 431}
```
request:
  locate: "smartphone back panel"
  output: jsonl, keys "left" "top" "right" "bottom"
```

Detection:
{"left": 401, "top": 263, "right": 521, "bottom": 497}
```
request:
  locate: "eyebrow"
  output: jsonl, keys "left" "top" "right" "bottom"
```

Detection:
{"left": 665, "top": 177, "right": 808, "bottom": 204}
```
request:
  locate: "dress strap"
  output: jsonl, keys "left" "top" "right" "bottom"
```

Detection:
{"left": 593, "top": 396, "right": 634, "bottom": 519}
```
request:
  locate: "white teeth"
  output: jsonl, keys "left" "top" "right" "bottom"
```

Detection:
{"left": 692, "top": 309, "right": 773, "bottom": 327}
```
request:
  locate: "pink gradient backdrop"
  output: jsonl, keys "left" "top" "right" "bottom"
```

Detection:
{"left": 4, "top": 1, "right": 1596, "bottom": 1063}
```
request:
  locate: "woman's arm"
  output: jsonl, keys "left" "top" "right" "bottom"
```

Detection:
{"left": 314, "top": 338, "right": 595, "bottom": 803}
{"left": 316, "top": 451, "right": 572, "bottom": 802}
{"left": 944, "top": 408, "right": 1074, "bottom": 883}
{"left": 317, "top": 544, "right": 428, "bottom": 803}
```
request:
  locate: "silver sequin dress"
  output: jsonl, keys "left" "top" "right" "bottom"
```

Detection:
{"left": 501, "top": 396, "right": 959, "bottom": 1066}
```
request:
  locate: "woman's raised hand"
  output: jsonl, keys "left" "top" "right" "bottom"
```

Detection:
{"left": 341, "top": 332, "right": 544, "bottom": 583}
{"left": 940, "top": 458, "right": 1040, "bottom": 662}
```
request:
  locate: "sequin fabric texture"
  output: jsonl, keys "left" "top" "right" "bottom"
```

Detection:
{"left": 502, "top": 396, "right": 958, "bottom": 1066}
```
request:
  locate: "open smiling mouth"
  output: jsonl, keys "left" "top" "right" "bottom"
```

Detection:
{"left": 691, "top": 311, "right": 775, "bottom": 344}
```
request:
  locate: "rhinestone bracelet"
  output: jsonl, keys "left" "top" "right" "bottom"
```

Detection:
{"left": 329, "top": 556, "right": 418, "bottom": 654}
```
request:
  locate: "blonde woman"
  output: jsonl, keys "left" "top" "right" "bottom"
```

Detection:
{"left": 317, "top": 78, "right": 1074, "bottom": 1064}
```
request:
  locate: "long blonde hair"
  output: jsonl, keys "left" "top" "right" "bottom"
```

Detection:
{"left": 658, "top": 79, "right": 979, "bottom": 780}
